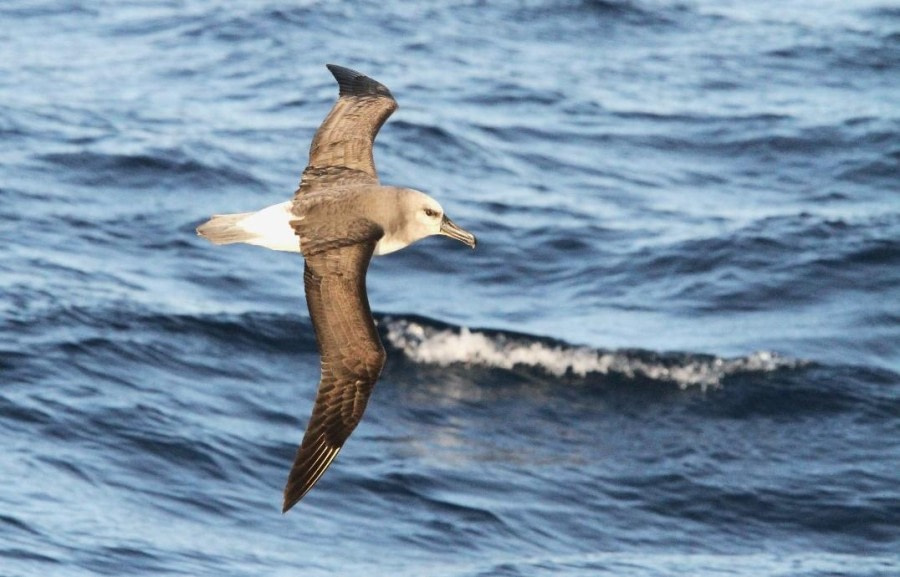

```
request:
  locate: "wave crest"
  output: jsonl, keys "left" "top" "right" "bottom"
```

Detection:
{"left": 382, "top": 316, "right": 804, "bottom": 390}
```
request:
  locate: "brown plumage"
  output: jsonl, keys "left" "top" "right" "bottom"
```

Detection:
{"left": 296, "top": 64, "right": 398, "bottom": 196}
{"left": 283, "top": 65, "right": 398, "bottom": 512}
{"left": 283, "top": 237, "right": 385, "bottom": 511}
{"left": 197, "top": 64, "right": 476, "bottom": 514}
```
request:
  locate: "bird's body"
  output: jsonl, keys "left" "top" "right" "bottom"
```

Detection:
{"left": 197, "top": 64, "right": 475, "bottom": 513}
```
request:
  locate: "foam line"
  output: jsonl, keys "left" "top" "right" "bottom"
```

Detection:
{"left": 383, "top": 317, "right": 804, "bottom": 390}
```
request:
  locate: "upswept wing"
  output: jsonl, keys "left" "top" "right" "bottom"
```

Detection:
{"left": 282, "top": 65, "right": 395, "bottom": 511}
{"left": 282, "top": 226, "right": 386, "bottom": 512}
{"left": 295, "top": 64, "right": 398, "bottom": 196}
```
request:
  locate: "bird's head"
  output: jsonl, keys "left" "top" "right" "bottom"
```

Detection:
{"left": 408, "top": 191, "right": 477, "bottom": 249}
{"left": 372, "top": 188, "right": 476, "bottom": 256}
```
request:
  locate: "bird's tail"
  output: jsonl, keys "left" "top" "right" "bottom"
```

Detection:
{"left": 196, "top": 201, "right": 301, "bottom": 253}
{"left": 196, "top": 212, "right": 258, "bottom": 245}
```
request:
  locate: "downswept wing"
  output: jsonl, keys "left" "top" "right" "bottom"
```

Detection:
{"left": 295, "top": 64, "right": 398, "bottom": 196}
{"left": 282, "top": 224, "right": 386, "bottom": 512}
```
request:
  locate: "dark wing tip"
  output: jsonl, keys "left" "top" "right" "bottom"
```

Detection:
{"left": 325, "top": 63, "right": 394, "bottom": 100}
{"left": 281, "top": 439, "right": 343, "bottom": 513}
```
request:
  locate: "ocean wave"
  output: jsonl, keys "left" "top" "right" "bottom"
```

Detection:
{"left": 611, "top": 212, "right": 900, "bottom": 313}
{"left": 4, "top": 296, "right": 809, "bottom": 394}
{"left": 381, "top": 315, "right": 804, "bottom": 390}
{"left": 38, "top": 149, "right": 262, "bottom": 190}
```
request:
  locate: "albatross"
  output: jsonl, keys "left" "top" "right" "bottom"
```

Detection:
{"left": 197, "top": 64, "right": 476, "bottom": 513}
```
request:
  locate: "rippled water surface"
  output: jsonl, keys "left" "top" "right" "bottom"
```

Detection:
{"left": 2, "top": 1, "right": 898, "bottom": 575}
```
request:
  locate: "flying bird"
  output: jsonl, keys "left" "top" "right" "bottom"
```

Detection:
{"left": 197, "top": 64, "right": 476, "bottom": 513}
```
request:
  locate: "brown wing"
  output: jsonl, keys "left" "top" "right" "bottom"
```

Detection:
{"left": 282, "top": 232, "right": 386, "bottom": 512}
{"left": 294, "top": 64, "right": 398, "bottom": 196}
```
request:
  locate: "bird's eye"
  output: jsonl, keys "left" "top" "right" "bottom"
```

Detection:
{"left": 424, "top": 208, "right": 437, "bottom": 218}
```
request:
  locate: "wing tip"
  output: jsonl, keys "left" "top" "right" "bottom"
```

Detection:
{"left": 281, "top": 443, "right": 343, "bottom": 513}
{"left": 282, "top": 480, "right": 312, "bottom": 513}
{"left": 325, "top": 63, "right": 394, "bottom": 100}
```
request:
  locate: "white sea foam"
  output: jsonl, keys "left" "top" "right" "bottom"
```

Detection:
{"left": 383, "top": 318, "right": 804, "bottom": 390}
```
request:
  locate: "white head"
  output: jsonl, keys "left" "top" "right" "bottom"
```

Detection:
{"left": 373, "top": 188, "right": 477, "bottom": 256}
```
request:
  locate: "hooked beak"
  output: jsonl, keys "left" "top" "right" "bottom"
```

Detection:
{"left": 440, "top": 215, "right": 477, "bottom": 249}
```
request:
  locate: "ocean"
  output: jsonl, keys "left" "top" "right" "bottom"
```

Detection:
{"left": 1, "top": 0, "right": 898, "bottom": 575}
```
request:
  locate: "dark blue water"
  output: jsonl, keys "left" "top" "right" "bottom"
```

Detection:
{"left": 2, "top": 1, "right": 898, "bottom": 575}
